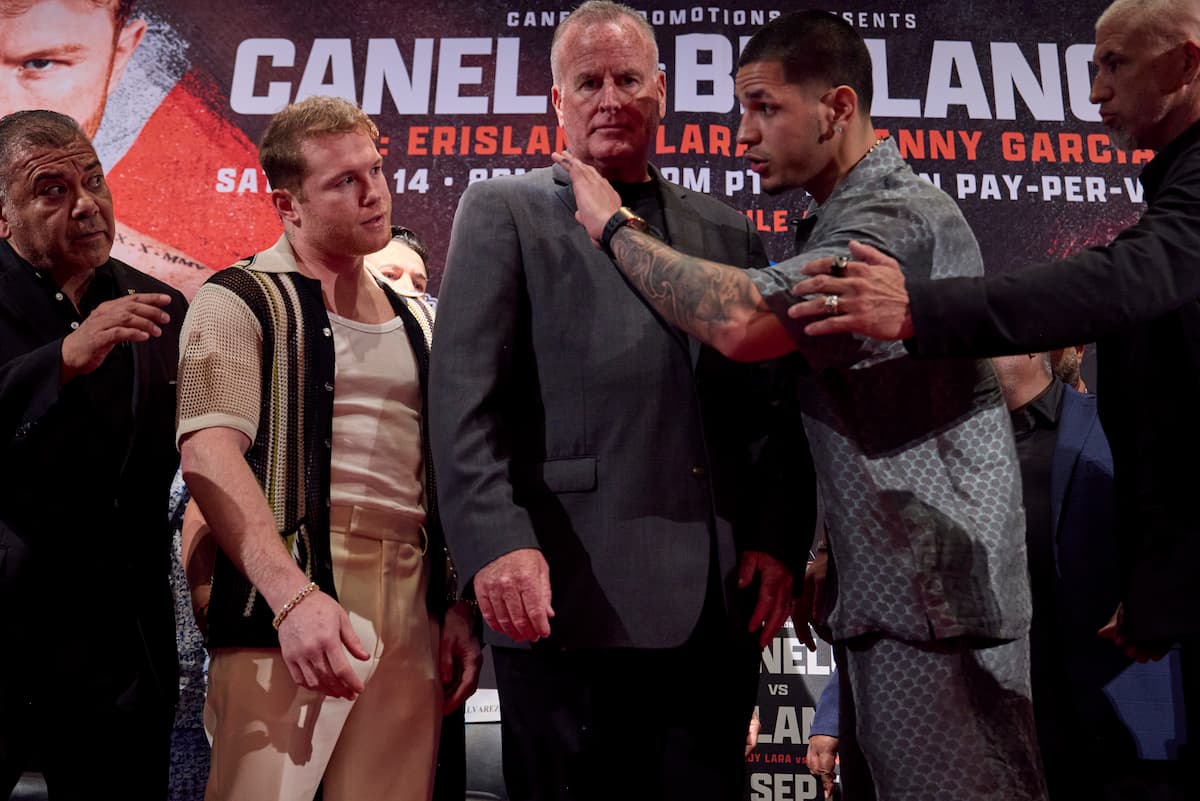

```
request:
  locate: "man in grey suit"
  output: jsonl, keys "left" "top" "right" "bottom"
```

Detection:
{"left": 428, "top": 3, "right": 813, "bottom": 799}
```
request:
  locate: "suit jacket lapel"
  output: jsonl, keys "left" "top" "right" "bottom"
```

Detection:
{"left": 1050, "top": 388, "right": 1098, "bottom": 564}
{"left": 553, "top": 163, "right": 696, "bottom": 363}
{"left": 655, "top": 171, "right": 705, "bottom": 368}
{"left": 553, "top": 162, "right": 579, "bottom": 218}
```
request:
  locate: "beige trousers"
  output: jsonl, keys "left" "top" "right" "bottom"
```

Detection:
{"left": 204, "top": 505, "right": 442, "bottom": 801}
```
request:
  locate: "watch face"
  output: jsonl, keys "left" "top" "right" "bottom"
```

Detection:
{"left": 600, "top": 207, "right": 655, "bottom": 256}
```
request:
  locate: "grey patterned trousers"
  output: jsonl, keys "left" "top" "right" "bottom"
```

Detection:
{"left": 836, "top": 634, "right": 1048, "bottom": 801}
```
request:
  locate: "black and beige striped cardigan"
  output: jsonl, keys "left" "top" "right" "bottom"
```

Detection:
{"left": 178, "top": 236, "right": 449, "bottom": 648}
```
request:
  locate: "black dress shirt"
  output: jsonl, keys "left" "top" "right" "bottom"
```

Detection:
{"left": 19, "top": 256, "right": 134, "bottom": 513}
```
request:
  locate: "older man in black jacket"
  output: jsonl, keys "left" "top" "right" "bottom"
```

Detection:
{"left": 0, "top": 110, "right": 185, "bottom": 800}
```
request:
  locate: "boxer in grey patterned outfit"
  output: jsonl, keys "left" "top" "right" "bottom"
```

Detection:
{"left": 555, "top": 10, "right": 1046, "bottom": 801}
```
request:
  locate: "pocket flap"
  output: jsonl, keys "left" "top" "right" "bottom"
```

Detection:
{"left": 536, "top": 456, "right": 597, "bottom": 493}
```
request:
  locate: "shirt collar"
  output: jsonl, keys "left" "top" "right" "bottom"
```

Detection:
{"left": 246, "top": 234, "right": 303, "bottom": 273}
{"left": 0, "top": 237, "right": 117, "bottom": 301}
{"left": 1009, "top": 378, "right": 1063, "bottom": 437}
{"left": 792, "top": 137, "right": 900, "bottom": 250}
{"left": 798, "top": 136, "right": 905, "bottom": 224}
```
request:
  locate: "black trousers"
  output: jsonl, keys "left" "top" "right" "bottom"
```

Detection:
{"left": 492, "top": 599, "right": 759, "bottom": 801}
{"left": 432, "top": 706, "right": 466, "bottom": 801}
{"left": 0, "top": 673, "right": 173, "bottom": 801}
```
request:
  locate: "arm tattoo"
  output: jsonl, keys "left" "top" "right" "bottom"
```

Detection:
{"left": 611, "top": 227, "right": 767, "bottom": 345}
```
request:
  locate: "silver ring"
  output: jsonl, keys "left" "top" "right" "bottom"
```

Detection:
{"left": 831, "top": 254, "right": 850, "bottom": 277}
{"left": 823, "top": 294, "right": 840, "bottom": 315}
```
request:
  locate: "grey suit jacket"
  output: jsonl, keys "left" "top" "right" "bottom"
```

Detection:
{"left": 430, "top": 164, "right": 813, "bottom": 649}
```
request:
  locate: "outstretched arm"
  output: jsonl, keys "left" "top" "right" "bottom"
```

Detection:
{"left": 798, "top": 158, "right": 1200, "bottom": 356}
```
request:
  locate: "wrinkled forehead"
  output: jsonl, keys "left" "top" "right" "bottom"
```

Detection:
{"left": 9, "top": 137, "right": 100, "bottom": 181}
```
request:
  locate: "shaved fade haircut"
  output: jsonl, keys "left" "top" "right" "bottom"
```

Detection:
{"left": 738, "top": 10, "right": 875, "bottom": 114}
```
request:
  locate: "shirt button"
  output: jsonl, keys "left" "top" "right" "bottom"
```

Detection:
{"left": 70, "top": 321, "right": 80, "bottom": 330}
{"left": 691, "top": 466, "right": 707, "bottom": 478}
{"left": 322, "top": 327, "right": 332, "bottom": 337}
{"left": 324, "top": 382, "right": 334, "bottom": 392}
{"left": 55, "top": 292, "right": 64, "bottom": 301}
{"left": 324, "top": 438, "right": 332, "bottom": 449}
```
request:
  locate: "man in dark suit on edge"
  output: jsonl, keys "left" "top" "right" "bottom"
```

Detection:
{"left": 429, "top": 3, "right": 813, "bottom": 799}
{"left": 0, "top": 110, "right": 184, "bottom": 800}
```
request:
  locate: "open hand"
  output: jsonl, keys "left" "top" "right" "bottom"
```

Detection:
{"left": 788, "top": 241, "right": 914, "bottom": 340}
{"left": 473, "top": 548, "right": 554, "bottom": 642}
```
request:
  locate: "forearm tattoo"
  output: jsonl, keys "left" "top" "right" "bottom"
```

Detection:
{"left": 611, "top": 228, "right": 766, "bottom": 343}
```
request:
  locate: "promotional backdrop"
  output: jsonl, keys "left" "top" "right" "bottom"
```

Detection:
{"left": 80, "top": 0, "right": 1143, "bottom": 299}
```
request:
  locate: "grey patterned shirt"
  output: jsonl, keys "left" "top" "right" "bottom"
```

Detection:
{"left": 751, "top": 139, "right": 1031, "bottom": 643}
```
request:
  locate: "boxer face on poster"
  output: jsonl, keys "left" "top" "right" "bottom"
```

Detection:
{"left": 0, "top": 0, "right": 146, "bottom": 137}
{"left": 550, "top": 15, "right": 667, "bottom": 183}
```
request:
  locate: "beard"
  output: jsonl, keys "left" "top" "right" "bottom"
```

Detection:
{"left": 1105, "top": 95, "right": 1174, "bottom": 152}
{"left": 1050, "top": 347, "right": 1083, "bottom": 391}
{"left": 1107, "top": 125, "right": 1136, "bottom": 152}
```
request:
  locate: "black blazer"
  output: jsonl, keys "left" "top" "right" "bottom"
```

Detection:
{"left": 430, "top": 165, "right": 813, "bottom": 649}
{"left": 0, "top": 241, "right": 184, "bottom": 724}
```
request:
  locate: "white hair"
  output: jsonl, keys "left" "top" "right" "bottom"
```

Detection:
{"left": 550, "top": 1, "right": 659, "bottom": 85}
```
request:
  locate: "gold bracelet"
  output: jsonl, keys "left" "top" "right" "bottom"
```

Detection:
{"left": 272, "top": 581, "right": 319, "bottom": 630}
